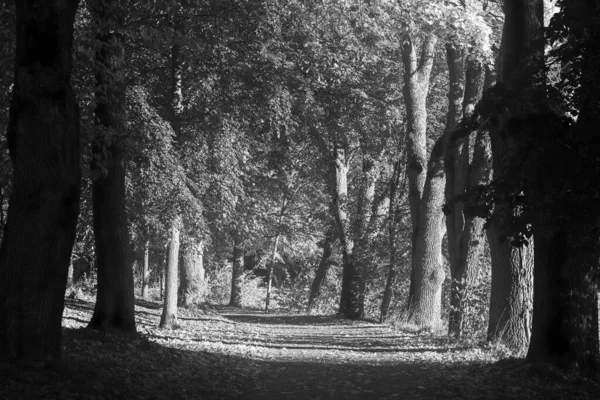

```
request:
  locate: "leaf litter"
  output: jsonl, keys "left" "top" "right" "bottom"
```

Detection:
{"left": 1, "top": 297, "right": 598, "bottom": 399}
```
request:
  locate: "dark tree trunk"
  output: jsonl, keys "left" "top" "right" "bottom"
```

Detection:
{"left": 526, "top": 1, "right": 600, "bottom": 373}
{"left": 229, "top": 234, "right": 244, "bottom": 307}
{"left": 486, "top": 0, "right": 542, "bottom": 353}
{"left": 307, "top": 231, "right": 335, "bottom": 314}
{"left": 88, "top": 0, "right": 135, "bottom": 334}
{"left": 160, "top": 218, "right": 180, "bottom": 328}
{"left": 0, "top": 0, "right": 81, "bottom": 366}
{"left": 380, "top": 157, "right": 404, "bottom": 322}
{"left": 447, "top": 52, "right": 490, "bottom": 338}
{"left": 142, "top": 239, "right": 150, "bottom": 299}
{"left": 402, "top": 33, "right": 437, "bottom": 307}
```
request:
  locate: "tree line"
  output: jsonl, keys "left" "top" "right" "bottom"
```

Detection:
{"left": 0, "top": 0, "right": 598, "bottom": 375}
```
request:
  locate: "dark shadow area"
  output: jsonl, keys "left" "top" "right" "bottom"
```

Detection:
{"left": 222, "top": 313, "right": 370, "bottom": 326}
{"left": 135, "top": 298, "right": 163, "bottom": 309}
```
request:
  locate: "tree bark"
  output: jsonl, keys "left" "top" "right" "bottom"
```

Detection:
{"left": 142, "top": 239, "right": 150, "bottom": 299}
{"left": 402, "top": 32, "right": 437, "bottom": 307}
{"left": 87, "top": 0, "right": 136, "bottom": 334}
{"left": 447, "top": 52, "right": 490, "bottom": 338}
{"left": 486, "top": 0, "right": 542, "bottom": 353}
{"left": 229, "top": 234, "right": 245, "bottom": 307}
{"left": 307, "top": 230, "right": 336, "bottom": 314}
{"left": 0, "top": 0, "right": 81, "bottom": 365}
{"left": 178, "top": 240, "right": 205, "bottom": 307}
{"left": 265, "top": 235, "right": 280, "bottom": 312}
{"left": 407, "top": 136, "right": 447, "bottom": 328}
{"left": 160, "top": 217, "right": 180, "bottom": 328}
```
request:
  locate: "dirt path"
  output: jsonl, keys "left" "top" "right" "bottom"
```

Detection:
{"left": 3, "top": 298, "right": 596, "bottom": 400}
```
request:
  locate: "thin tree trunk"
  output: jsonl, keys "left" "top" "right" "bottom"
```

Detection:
{"left": 402, "top": 33, "right": 437, "bottom": 307}
{"left": 0, "top": 0, "right": 81, "bottom": 365}
{"left": 160, "top": 217, "right": 180, "bottom": 328}
{"left": 307, "top": 231, "right": 335, "bottom": 314}
{"left": 229, "top": 234, "right": 244, "bottom": 307}
{"left": 380, "top": 158, "right": 403, "bottom": 322}
{"left": 265, "top": 235, "right": 280, "bottom": 312}
{"left": 88, "top": 0, "right": 136, "bottom": 334}
{"left": 142, "top": 239, "right": 150, "bottom": 299}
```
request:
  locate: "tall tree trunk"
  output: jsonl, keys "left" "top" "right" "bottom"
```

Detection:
{"left": 0, "top": 0, "right": 81, "bottom": 365}
{"left": 307, "top": 230, "right": 335, "bottom": 314}
{"left": 265, "top": 235, "right": 280, "bottom": 312}
{"left": 380, "top": 160, "right": 403, "bottom": 323}
{"left": 527, "top": 0, "right": 600, "bottom": 373}
{"left": 334, "top": 146, "right": 362, "bottom": 319}
{"left": 88, "top": 0, "right": 136, "bottom": 334}
{"left": 142, "top": 239, "right": 150, "bottom": 299}
{"left": 447, "top": 53, "right": 490, "bottom": 338}
{"left": 160, "top": 217, "right": 180, "bottom": 328}
{"left": 402, "top": 33, "right": 437, "bottom": 307}
{"left": 407, "top": 135, "right": 447, "bottom": 328}
{"left": 229, "top": 234, "right": 244, "bottom": 307}
{"left": 486, "top": 0, "right": 542, "bottom": 353}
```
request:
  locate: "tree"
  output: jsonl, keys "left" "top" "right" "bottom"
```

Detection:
{"left": 484, "top": 0, "right": 541, "bottom": 354}
{"left": 160, "top": 216, "right": 180, "bottom": 328}
{"left": 526, "top": 0, "right": 600, "bottom": 373}
{"left": 402, "top": 31, "right": 439, "bottom": 326}
{"left": 0, "top": 0, "right": 81, "bottom": 365}
{"left": 87, "top": 0, "right": 136, "bottom": 334}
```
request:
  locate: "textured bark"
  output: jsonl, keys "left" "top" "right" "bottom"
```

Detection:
{"left": 88, "top": 0, "right": 136, "bottom": 334}
{"left": 407, "top": 137, "right": 447, "bottom": 328}
{"left": 229, "top": 235, "right": 244, "bottom": 307}
{"left": 142, "top": 239, "right": 150, "bottom": 299}
{"left": 486, "top": 0, "right": 542, "bottom": 353}
{"left": 0, "top": 0, "right": 81, "bottom": 365}
{"left": 178, "top": 240, "right": 205, "bottom": 307}
{"left": 160, "top": 218, "right": 180, "bottom": 328}
{"left": 307, "top": 230, "right": 335, "bottom": 314}
{"left": 402, "top": 33, "right": 437, "bottom": 306}
{"left": 447, "top": 52, "right": 490, "bottom": 338}
{"left": 334, "top": 146, "right": 363, "bottom": 319}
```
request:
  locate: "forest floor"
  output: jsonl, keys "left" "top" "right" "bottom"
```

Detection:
{"left": 1, "top": 297, "right": 599, "bottom": 399}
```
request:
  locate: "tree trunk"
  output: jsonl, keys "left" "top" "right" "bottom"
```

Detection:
{"left": 447, "top": 52, "right": 490, "bottom": 338}
{"left": 402, "top": 33, "right": 437, "bottom": 307}
{"left": 178, "top": 240, "right": 205, "bottom": 307}
{"left": 265, "top": 235, "right": 280, "bottom": 312}
{"left": 229, "top": 234, "right": 244, "bottom": 307}
{"left": 0, "top": 0, "right": 81, "bottom": 366}
{"left": 407, "top": 137, "right": 447, "bottom": 328}
{"left": 307, "top": 231, "right": 335, "bottom": 314}
{"left": 160, "top": 217, "right": 180, "bottom": 329}
{"left": 334, "top": 146, "right": 363, "bottom": 319}
{"left": 486, "top": 0, "right": 542, "bottom": 353}
{"left": 527, "top": 1, "right": 600, "bottom": 373}
{"left": 381, "top": 137, "right": 407, "bottom": 322}
{"left": 142, "top": 239, "right": 150, "bottom": 299}
{"left": 88, "top": 0, "right": 136, "bottom": 334}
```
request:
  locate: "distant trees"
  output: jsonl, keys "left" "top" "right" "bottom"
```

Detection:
{"left": 0, "top": 0, "right": 81, "bottom": 365}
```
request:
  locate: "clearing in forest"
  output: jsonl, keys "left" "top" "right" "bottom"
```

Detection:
{"left": 1, "top": 298, "right": 598, "bottom": 399}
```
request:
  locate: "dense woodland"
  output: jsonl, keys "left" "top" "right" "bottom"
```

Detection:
{"left": 0, "top": 0, "right": 600, "bottom": 395}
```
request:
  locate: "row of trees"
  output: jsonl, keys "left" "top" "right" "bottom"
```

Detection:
{"left": 0, "top": 0, "right": 598, "bottom": 375}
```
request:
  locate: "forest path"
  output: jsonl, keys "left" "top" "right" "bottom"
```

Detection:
{"left": 3, "top": 298, "right": 593, "bottom": 399}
